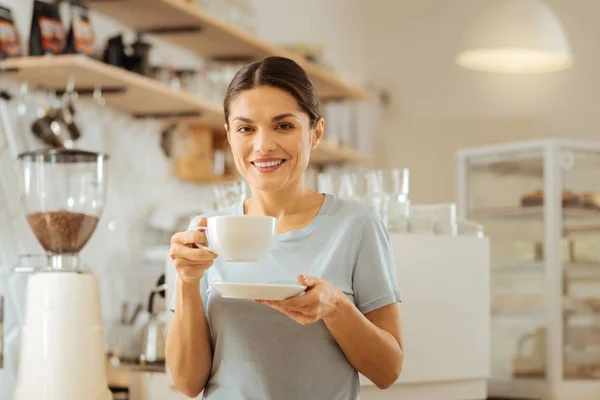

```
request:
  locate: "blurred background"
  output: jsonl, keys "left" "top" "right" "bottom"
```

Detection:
{"left": 0, "top": 0, "right": 599, "bottom": 399}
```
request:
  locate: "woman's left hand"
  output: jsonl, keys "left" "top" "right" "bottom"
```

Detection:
{"left": 256, "top": 275, "right": 344, "bottom": 325}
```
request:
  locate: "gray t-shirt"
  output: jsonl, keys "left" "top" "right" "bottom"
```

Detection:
{"left": 170, "top": 194, "right": 401, "bottom": 400}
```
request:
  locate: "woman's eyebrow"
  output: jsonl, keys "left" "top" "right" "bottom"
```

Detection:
{"left": 232, "top": 116, "right": 254, "bottom": 123}
{"left": 272, "top": 113, "right": 300, "bottom": 122}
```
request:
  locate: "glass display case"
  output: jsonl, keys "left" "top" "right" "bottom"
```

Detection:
{"left": 456, "top": 139, "right": 600, "bottom": 400}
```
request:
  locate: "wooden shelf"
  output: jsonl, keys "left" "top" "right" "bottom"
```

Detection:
{"left": 0, "top": 55, "right": 373, "bottom": 167}
{"left": 312, "top": 140, "right": 374, "bottom": 165}
{"left": 88, "top": 0, "right": 367, "bottom": 100}
{"left": 0, "top": 55, "right": 224, "bottom": 127}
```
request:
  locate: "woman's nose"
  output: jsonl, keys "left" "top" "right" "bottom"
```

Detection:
{"left": 253, "top": 129, "right": 277, "bottom": 154}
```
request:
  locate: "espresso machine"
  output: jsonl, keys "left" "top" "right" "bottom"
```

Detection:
{"left": 12, "top": 149, "right": 112, "bottom": 400}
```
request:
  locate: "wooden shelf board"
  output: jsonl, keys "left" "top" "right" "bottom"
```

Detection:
{"left": 89, "top": 0, "right": 367, "bottom": 100}
{"left": 1, "top": 55, "right": 224, "bottom": 127}
{"left": 311, "top": 140, "right": 374, "bottom": 165}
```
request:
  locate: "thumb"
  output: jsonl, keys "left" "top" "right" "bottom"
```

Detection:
{"left": 196, "top": 217, "right": 208, "bottom": 228}
{"left": 298, "top": 274, "right": 320, "bottom": 287}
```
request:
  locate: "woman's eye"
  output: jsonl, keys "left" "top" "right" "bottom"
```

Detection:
{"left": 276, "top": 123, "right": 294, "bottom": 130}
{"left": 237, "top": 126, "right": 253, "bottom": 133}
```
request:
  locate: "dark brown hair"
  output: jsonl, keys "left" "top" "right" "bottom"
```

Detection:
{"left": 224, "top": 56, "right": 321, "bottom": 128}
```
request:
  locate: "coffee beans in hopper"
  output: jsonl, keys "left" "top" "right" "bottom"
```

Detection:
{"left": 27, "top": 210, "right": 99, "bottom": 254}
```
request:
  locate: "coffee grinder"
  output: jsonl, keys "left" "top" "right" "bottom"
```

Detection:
{"left": 13, "top": 149, "right": 111, "bottom": 400}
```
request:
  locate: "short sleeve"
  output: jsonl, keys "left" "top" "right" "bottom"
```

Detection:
{"left": 168, "top": 215, "right": 209, "bottom": 314}
{"left": 352, "top": 208, "right": 402, "bottom": 314}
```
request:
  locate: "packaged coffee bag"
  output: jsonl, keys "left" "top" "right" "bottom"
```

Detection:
{"left": 65, "top": 0, "right": 95, "bottom": 56}
{"left": 29, "top": 0, "right": 66, "bottom": 56}
{"left": 0, "top": 5, "right": 22, "bottom": 59}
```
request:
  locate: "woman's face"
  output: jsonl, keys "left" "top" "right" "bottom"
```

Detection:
{"left": 226, "top": 86, "right": 323, "bottom": 193}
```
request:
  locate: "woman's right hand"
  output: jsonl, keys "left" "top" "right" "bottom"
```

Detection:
{"left": 169, "top": 217, "right": 217, "bottom": 284}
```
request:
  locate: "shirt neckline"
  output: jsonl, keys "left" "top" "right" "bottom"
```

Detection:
{"left": 235, "top": 193, "right": 333, "bottom": 241}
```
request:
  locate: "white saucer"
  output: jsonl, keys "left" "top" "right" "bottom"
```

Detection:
{"left": 209, "top": 282, "right": 307, "bottom": 301}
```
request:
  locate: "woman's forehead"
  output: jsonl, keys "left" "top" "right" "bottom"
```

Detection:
{"left": 229, "top": 86, "right": 303, "bottom": 116}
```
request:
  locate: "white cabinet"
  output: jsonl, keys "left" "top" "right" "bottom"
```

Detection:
{"left": 457, "top": 139, "right": 600, "bottom": 400}
{"left": 361, "top": 234, "right": 490, "bottom": 400}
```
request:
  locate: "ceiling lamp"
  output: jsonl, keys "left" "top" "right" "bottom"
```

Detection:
{"left": 456, "top": 0, "right": 573, "bottom": 73}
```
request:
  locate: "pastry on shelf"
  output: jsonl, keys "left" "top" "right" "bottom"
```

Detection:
{"left": 564, "top": 363, "right": 600, "bottom": 379}
{"left": 492, "top": 293, "right": 544, "bottom": 313}
{"left": 520, "top": 190, "right": 582, "bottom": 207}
{"left": 582, "top": 192, "right": 600, "bottom": 209}
{"left": 583, "top": 297, "right": 600, "bottom": 313}
{"left": 512, "top": 360, "right": 546, "bottom": 379}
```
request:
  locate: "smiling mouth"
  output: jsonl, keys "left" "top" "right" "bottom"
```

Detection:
{"left": 251, "top": 159, "right": 286, "bottom": 171}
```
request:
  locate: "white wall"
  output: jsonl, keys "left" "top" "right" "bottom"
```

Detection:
{"left": 253, "top": 0, "right": 369, "bottom": 86}
{"left": 364, "top": 0, "right": 600, "bottom": 203}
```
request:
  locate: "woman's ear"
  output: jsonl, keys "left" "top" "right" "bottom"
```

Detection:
{"left": 311, "top": 118, "right": 324, "bottom": 150}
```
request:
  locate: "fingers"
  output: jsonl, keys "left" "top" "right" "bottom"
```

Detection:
{"left": 298, "top": 274, "right": 322, "bottom": 288}
{"left": 170, "top": 242, "right": 216, "bottom": 263}
{"left": 260, "top": 291, "right": 317, "bottom": 311}
{"left": 196, "top": 217, "right": 208, "bottom": 228}
{"left": 171, "top": 229, "right": 208, "bottom": 248}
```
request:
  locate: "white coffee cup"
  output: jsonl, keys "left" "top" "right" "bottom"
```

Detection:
{"left": 195, "top": 216, "right": 277, "bottom": 262}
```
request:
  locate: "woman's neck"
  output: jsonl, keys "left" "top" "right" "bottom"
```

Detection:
{"left": 245, "top": 180, "right": 320, "bottom": 219}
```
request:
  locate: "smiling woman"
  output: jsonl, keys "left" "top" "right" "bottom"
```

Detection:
{"left": 166, "top": 56, "right": 404, "bottom": 400}
{"left": 223, "top": 57, "right": 324, "bottom": 194}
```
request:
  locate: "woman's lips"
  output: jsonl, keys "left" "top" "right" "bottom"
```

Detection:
{"left": 251, "top": 159, "right": 286, "bottom": 173}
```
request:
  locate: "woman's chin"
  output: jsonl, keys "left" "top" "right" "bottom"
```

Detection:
{"left": 247, "top": 176, "right": 291, "bottom": 193}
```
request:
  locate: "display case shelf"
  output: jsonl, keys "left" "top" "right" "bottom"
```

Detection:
{"left": 493, "top": 261, "right": 600, "bottom": 277}
{"left": 88, "top": 0, "right": 367, "bottom": 100}
{"left": 471, "top": 206, "right": 600, "bottom": 220}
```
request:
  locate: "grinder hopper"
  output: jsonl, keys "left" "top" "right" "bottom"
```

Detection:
{"left": 17, "top": 148, "right": 108, "bottom": 268}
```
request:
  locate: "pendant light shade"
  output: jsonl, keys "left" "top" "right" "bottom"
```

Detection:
{"left": 456, "top": 0, "right": 573, "bottom": 73}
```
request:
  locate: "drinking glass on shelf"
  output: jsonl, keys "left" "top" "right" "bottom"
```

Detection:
{"left": 337, "top": 172, "right": 370, "bottom": 202}
{"left": 367, "top": 168, "right": 410, "bottom": 232}
{"left": 368, "top": 168, "right": 409, "bottom": 197}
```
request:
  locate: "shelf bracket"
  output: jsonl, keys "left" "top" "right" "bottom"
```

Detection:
{"left": 133, "top": 110, "right": 202, "bottom": 120}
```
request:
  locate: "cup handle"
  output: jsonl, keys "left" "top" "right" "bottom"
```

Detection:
{"left": 194, "top": 226, "right": 218, "bottom": 256}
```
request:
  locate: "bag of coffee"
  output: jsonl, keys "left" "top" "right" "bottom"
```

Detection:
{"left": 0, "top": 5, "right": 22, "bottom": 59}
{"left": 29, "top": 0, "right": 66, "bottom": 56}
{"left": 65, "top": 0, "right": 95, "bottom": 56}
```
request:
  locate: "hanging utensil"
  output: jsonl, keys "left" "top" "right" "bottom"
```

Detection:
{"left": 57, "top": 76, "right": 82, "bottom": 141}
{"left": 139, "top": 274, "right": 167, "bottom": 365}
{"left": 30, "top": 77, "right": 83, "bottom": 149}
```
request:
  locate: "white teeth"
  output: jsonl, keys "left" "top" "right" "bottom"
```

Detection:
{"left": 254, "top": 160, "right": 283, "bottom": 168}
